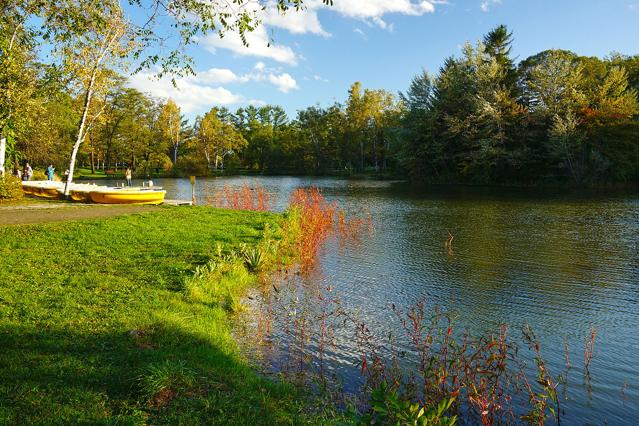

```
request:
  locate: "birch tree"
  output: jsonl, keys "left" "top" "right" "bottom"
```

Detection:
{"left": 158, "top": 99, "right": 182, "bottom": 167}
{"left": 55, "top": 0, "right": 133, "bottom": 195}
{"left": 197, "top": 107, "right": 247, "bottom": 170}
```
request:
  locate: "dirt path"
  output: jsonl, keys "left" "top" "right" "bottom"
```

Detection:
{"left": 0, "top": 202, "right": 157, "bottom": 225}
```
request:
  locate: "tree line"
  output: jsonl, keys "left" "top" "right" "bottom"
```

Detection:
{"left": 0, "top": 0, "right": 326, "bottom": 192}
{"left": 3, "top": 16, "right": 639, "bottom": 185}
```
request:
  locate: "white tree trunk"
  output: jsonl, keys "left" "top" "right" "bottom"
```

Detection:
{"left": 63, "top": 24, "right": 120, "bottom": 196}
{"left": 64, "top": 72, "right": 96, "bottom": 196}
{"left": 204, "top": 146, "right": 210, "bottom": 168}
{"left": 0, "top": 136, "right": 6, "bottom": 177}
{"left": 173, "top": 142, "right": 178, "bottom": 165}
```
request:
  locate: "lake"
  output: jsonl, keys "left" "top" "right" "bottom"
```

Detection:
{"left": 116, "top": 176, "right": 639, "bottom": 423}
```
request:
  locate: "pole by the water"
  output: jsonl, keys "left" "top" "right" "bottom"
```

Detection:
{"left": 189, "top": 175, "right": 196, "bottom": 205}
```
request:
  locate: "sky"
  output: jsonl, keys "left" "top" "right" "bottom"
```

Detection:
{"left": 127, "top": 0, "right": 639, "bottom": 120}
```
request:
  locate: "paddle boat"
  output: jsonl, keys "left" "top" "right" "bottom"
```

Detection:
{"left": 87, "top": 187, "right": 166, "bottom": 205}
{"left": 22, "top": 181, "right": 166, "bottom": 205}
{"left": 21, "top": 181, "right": 64, "bottom": 198}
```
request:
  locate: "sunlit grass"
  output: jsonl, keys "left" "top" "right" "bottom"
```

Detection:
{"left": 0, "top": 207, "right": 340, "bottom": 424}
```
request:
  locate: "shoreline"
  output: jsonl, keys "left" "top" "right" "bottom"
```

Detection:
{"left": 0, "top": 206, "right": 345, "bottom": 424}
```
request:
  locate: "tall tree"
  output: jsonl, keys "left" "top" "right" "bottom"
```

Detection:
{"left": 196, "top": 107, "right": 247, "bottom": 171}
{"left": 483, "top": 24, "right": 517, "bottom": 92}
{"left": 58, "top": 0, "right": 134, "bottom": 195}
{"left": 0, "top": 0, "right": 40, "bottom": 176}
{"left": 346, "top": 82, "right": 367, "bottom": 171}
{"left": 158, "top": 99, "right": 182, "bottom": 167}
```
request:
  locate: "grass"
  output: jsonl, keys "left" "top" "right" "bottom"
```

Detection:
{"left": 0, "top": 207, "right": 341, "bottom": 424}
{"left": 75, "top": 167, "right": 116, "bottom": 179}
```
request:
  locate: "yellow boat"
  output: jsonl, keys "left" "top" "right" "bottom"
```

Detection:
{"left": 21, "top": 184, "right": 34, "bottom": 195}
{"left": 69, "top": 189, "right": 92, "bottom": 202}
{"left": 65, "top": 183, "right": 99, "bottom": 202}
{"left": 88, "top": 188, "right": 166, "bottom": 205}
{"left": 22, "top": 181, "right": 63, "bottom": 198}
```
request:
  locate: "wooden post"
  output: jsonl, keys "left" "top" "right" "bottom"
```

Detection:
{"left": 189, "top": 175, "right": 196, "bottom": 205}
{"left": 0, "top": 136, "right": 6, "bottom": 178}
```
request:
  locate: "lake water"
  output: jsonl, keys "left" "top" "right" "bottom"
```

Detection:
{"left": 115, "top": 176, "right": 639, "bottom": 423}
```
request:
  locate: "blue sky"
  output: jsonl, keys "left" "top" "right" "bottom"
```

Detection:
{"left": 127, "top": 0, "right": 639, "bottom": 120}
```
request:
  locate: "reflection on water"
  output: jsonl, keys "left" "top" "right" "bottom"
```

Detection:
{"left": 110, "top": 176, "right": 639, "bottom": 423}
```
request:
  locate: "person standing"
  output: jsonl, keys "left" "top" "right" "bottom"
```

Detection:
{"left": 125, "top": 167, "right": 132, "bottom": 187}
{"left": 46, "top": 163, "right": 55, "bottom": 181}
{"left": 23, "top": 163, "right": 33, "bottom": 181}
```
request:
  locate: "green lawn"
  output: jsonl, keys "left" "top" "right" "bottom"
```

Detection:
{"left": 0, "top": 207, "right": 336, "bottom": 425}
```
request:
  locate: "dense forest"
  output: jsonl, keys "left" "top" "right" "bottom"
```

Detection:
{"left": 3, "top": 20, "right": 639, "bottom": 185}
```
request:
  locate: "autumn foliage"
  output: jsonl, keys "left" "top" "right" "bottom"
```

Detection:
{"left": 285, "top": 188, "right": 372, "bottom": 272}
{"left": 208, "top": 185, "right": 371, "bottom": 272}
{"left": 211, "top": 184, "right": 273, "bottom": 211}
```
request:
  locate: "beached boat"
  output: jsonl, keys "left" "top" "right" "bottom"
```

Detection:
{"left": 22, "top": 181, "right": 165, "bottom": 205}
{"left": 22, "top": 181, "right": 64, "bottom": 198}
{"left": 88, "top": 187, "right": 166, "bottom": 205}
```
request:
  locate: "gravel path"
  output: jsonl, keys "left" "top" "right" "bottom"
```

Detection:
{"left": 0, "top": 202, "right": 157, "bottom": 225}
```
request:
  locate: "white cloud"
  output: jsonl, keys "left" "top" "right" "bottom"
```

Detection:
{"left": 202, "top": 25, "right": 298, "bottom": 65}
{"left": 128, "top": 65, "right": 299, "bottom": 114}
{"left": 480, "top": 0, "right": 502, "bottom": 12}
{"left": 200, "top": 1, "right": 440, "bottom": 63}
{"left": 196, "top": 68, "right": 246, "bottom": 84}
{"left": 353, "top": 27, "right": 368, "bottom": 39}
{"left": 128, "top": 72, "right": 246, "bottom": 114}
{"left": 327, "top": 0, "right": 436, "bottom": 28}
{"left": 262, "top": 6, "right": 330, "bottom": 37}
{"left": 267, "top": 73, "right": 299, "bottom": 93}
{"left": 313, "top": 74, "right": 328, "bottom": 82}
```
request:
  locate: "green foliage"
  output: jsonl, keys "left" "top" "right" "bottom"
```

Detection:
{"left": 4, "top": 14, "right": 639, "bottom": 185}
{"left": 0, "top": 207, "right": 345, "bottom": 424}
{"left": 30, "top": 170, "right": 47, "bottom": 181}
{"left": 0, "top": 176, "right": 24, "bottom": 201}
{"left": 139, "top": 360, "right": 197, "bottom": 402}
{"left": 367, "top": 382, "right": 457, "bottom": 426}
{"left": 240, "top": 243, "right": 266, "bottom": 272}
{"left": 399, "top": 27, "right": 639, "bottom": 185}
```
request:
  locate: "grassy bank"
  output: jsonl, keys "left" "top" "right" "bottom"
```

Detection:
{"left": 0, "top": 207, "right": 337, "bottom": 424}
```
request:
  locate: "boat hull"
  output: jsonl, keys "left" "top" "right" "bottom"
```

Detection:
{"left": 70, "top": 190, "right": 92, "bottom": 202}
{"left": 88, "top": 189, "right": 166, "bottom": 205}
{"left": 22, "top": 181, "right": 65, "bottom": 198}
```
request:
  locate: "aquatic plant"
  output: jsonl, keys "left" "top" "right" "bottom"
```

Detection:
{"left": 251, "top": 276, "right": 603, "bottom": 425}
{"left": 367, "top": 382, "right": 457, "bottom": 426}
{"left": 211, "top": 183, "right": 274, "bottom": 211}
{"left": 520, "top": 325, "right": 562, "bottom": 424}
{"left": 584, "top": 327, "right": 597, "bottom": 375}
{"left": 283, "top": 187, "right": 372, "bottom": 273}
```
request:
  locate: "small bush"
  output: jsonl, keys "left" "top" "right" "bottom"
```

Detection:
{"left": 368, "top": 382, "right": 458, "bottom": 426}
{"left": 31, "top": 170, "right": 47, "bottom": 181}
{"left": 240, "top": 244, "right": 265, "bottom": 272}
{"left": 139, "top": 360, "right": 197, "bottom": 406}
{"left": 0, "top": 176, "right": 24, "bottom": 201}
{"left": 184, "top": 253, "right": 253, "bottom": 310}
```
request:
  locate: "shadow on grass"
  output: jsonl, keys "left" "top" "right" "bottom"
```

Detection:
{"left": 0, "top": 322, "right": 308, "bottom": 425}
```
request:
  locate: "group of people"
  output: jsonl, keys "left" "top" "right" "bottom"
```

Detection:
{"left": 13, "top": 163, "right": 134, "bottom": 185}
{"left": 13, "top": 163, "right": 33, "bottom": 181}
{"left": 13, "top": 163, "right": 57, "bottom": 181}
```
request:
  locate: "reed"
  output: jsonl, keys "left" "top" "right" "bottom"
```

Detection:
{"left": 584, "top": 327, "right": 597, "bottom": 375}
{"left": 284, "top": 187, "right": 372, "bottom": 273}
{"left": 209, "top": 183, "right": 274, "bottom": 211}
